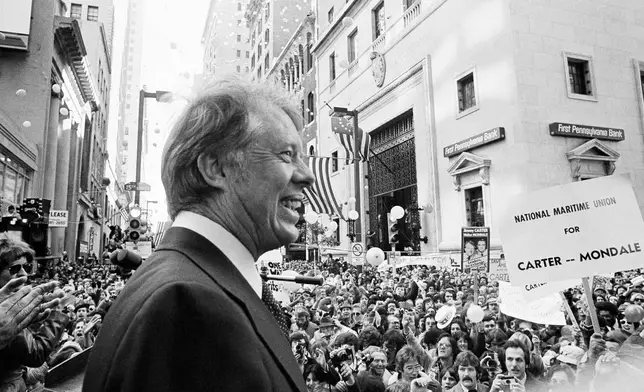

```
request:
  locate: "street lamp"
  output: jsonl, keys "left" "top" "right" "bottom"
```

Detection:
{"left": 329, "top": 106, "right": 362, "bottom": 243}
{"left": 135, "top": 89, "right": 172, "bottom": 204}
{"left": 347, "top": 210, "right": 359, "bottom": 242}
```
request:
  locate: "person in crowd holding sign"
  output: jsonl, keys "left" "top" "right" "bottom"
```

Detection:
{"left": 84, "top": 77, "right": 313, "bottom": 391}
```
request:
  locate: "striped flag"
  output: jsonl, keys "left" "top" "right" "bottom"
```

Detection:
{"left": 303, "top": 157, "right": 345, "bottom": 220}
{"left": 120, "top": 208, "right": 129, "bottom": 222}
{"left": 331, "top": 116, "right": 371, "bottom": 163}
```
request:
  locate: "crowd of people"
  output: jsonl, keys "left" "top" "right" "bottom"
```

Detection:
{"left": 279, "top": 257, "right": 644, "bottom": 392}
{"left": 0, "top": 234, "right": 126, "bottom": 392}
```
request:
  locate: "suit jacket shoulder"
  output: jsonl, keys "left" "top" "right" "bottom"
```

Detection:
{"left": 83, "top": 227, "right": 305, "bottom": 392}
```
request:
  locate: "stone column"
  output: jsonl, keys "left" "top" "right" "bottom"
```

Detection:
{"left": 42, "top": 89, "right": 61, "bottom": 201}
{"left": 50, "top": 116, "right": 73, "bottom": 256}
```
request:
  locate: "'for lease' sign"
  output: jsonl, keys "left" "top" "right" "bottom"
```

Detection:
{"left": 499, "top": 176, "right": 644, "bottom": 285}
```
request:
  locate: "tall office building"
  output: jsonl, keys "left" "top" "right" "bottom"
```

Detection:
{"left": 245, "top": 0, "right": 311, "bottom": 81}
{"left": 114, "top": 0, "right": 145, "bottom": 193}
{"left": 202, "top": 0, "right": 251, "bottom": 79}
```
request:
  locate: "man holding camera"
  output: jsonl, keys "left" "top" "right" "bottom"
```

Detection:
{"left": 489, "top": 341, "right": 546, "bottom": 392}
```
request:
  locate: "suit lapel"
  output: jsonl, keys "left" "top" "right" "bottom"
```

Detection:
{"left": 156, "top": 227, "right": 304, "bottom": 390}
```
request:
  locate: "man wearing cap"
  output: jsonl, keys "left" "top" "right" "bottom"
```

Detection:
{"left": 314, "top": 317, "right": 357, "bottom": 346}
{"left": 556, "top": 345, "right": 585, "bottom": 369}
{"left": 486, "top": 297, "right": 500, "bottom": 317}
{"left": 339, "top": 302, "right": 353, "bottom": 327}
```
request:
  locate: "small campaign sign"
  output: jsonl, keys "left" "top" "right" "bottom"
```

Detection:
{"left": 49, "top": 210, "right": 68, "bottom": 227}
{"left": 461, "top": 227, "right": 490, "bottom": 273}
{"left": 499, "top": 176, "right": 644, "bottom": 285}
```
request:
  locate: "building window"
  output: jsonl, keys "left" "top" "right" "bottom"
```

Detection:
{"left": 456, "top": 69, "right": 478, "bottom": 116}
{"left": 640, "top": 68, "right": 644, "bottom": 102}
{"left": 246, "top": 51, "right": 249, "bottom": 58}
{"left": 236, "top": 65, "right": 241, "bottom": 72}
{"left": 329, "top": 52, "right": 336, "bottom": 81}
{"left": 124, "top": 127, "right": 129, "bottom": 135}
{"left": 70, "top": 3, "right": 82, "bottom": 18}
{"left": 306, "top": 33, "right": 313, "bottom": 72}
{"left": 265, "top": 3, "right": 270, "bottom": 21}
{"left": 87, "top": 6, "right": 99, "bottom": 21}
{"left": 0, "top": 151, "right": 32, "bottom": 206}
{"left": 237, "top": 50, "right": 241, "bottom": 57}
{"left": 237, "top": 2, "right": 242, "bottom": 11}
{"left": 347, "top": 29, "right": 358, "bottom": 63}
{"left": 563, "top": 52, "right": 597, "bottom": 101}
{"left": 373, "top": 2, "right": 385, "bottom": 40}
{"left": 307, "top": 92, "right": 315, "bottom": 123}
{"left": 404, "top": 0, "right": 417, "bottom": 9}
{"left": 237, "top": 19, "right": 241, "bottom": 26}
{"left": 301, "top": 99, "right": 305, "bottom": 123}
{"left": 258, "top": 66, "right": 262, "bottom": 79}
{"left": 328, "top": 7, "right": 334, "bottom": 23}
{"left": 333, "top": 217, "right": 340, "bottom": 242}
{"left": 264, "top": 53, "right": 270, "bottom": 70}
{"left": 237, "top": 34, "right": 241, "bottom": 42}
{"left": 264, "top": 29, "right": 270, "bottom": 43}
{"left": 465, "top": 186, "right": 485, "bottom": 227}
{"left": 251, "top": 54, "right": 255, "bottom": 68}
{"left": 331, "top": 151, "right": 339, "bottom": 172}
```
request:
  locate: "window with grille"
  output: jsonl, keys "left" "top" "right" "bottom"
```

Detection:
{"left": 307, "top": 92, "right": 315, "bottom": 123}
{"left": 457, "top": 72, "right": 476, "bottom": 113}
{"left": 87, "top": 6, "right": 99, "bottom": 21}
{"left": 373, "top": 2, "right": 385, "bottom": 40}
{"left": 347, "top": 29, "right": 358, "bottom": 63}
{"left": 564, "top": 53, "right": 596, "bottom": 100}
{"left": 70, "top": 4, "right": 82, "bottom": 18}
{"left": 329, "top": 52, "right": 336, "bottom": 81}
{"left": 465, "top": 186, "right": 485, "bottom": 227}
{"left": 331, "top": 151, "right": 339, "bottom": 172}
{"left": 328, "top": 7, "right": 334, "bottom": 23}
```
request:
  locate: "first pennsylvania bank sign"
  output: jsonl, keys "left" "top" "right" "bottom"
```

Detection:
{"left": 443, "top": 127, "right": 506, "bottom": 158}
{"left": 549, "top": 123, "right": 625, "bottom": 141}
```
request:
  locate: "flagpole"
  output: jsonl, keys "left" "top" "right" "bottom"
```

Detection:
{"left": 352, "top": 110, "right": 362, "bottom": 244}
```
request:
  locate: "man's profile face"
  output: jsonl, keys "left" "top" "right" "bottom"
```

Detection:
{"left": 225, "top": 105, "right": 314, "bottom": 250}
{"left": 505, "top": 347, "right": 526, "bottom": 379}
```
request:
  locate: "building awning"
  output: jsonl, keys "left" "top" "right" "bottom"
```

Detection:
{"left": 54, "top": 16, "right": 96, "bottom": 103}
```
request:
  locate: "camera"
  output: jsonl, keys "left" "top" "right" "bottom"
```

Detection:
{"left": 481, "top": 354, "right": 498, "bottom": 369}
{"left": 295, "top": 343, "right": 307, "bottom": 358}
{"left": 330, "top": 345, "right": 353, "bottom": 367}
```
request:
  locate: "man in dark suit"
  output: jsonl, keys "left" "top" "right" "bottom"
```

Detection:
{"left": 83, "top": 76, "right": 314, "bottom": 391}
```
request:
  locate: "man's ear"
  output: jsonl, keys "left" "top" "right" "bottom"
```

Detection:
{"left": 197, "top": 152, "right": 227, "bottom": 190}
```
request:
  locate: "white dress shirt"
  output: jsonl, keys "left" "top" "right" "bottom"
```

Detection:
{"left": 172, "top": 211, "right": 263, "bottom": 298}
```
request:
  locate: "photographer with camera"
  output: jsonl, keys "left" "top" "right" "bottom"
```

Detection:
{"left": 328, "top": 344, "right": 359, "bottom": 392}
{"left": 489, "top": 340, "right": 546, "bottom": 392}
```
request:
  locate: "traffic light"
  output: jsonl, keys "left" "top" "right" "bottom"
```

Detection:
{"left": 128, "top": 218, "right": 144, "bottom": 242}
{"left": 387, "top": 213, "right": 399, "bottom": 246}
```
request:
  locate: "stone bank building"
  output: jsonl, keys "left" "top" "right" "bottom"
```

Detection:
{"left": 311, "top": 0, "right": 644, "bottom": 255}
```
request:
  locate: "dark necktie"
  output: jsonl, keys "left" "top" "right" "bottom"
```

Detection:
{"left": 261, "top": 281, "right": 290, "bottom": 338}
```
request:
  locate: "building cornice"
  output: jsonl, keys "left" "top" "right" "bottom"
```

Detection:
{"left": 100, "top": 24, "right": 112, "bottom": 72}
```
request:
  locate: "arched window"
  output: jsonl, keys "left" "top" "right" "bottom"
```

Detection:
{"left": 280, "top": 69, "right": 286, "bottom": 88}
{"left": 307, "top": 92, "right": 315, "bottom": 123}
{"left": 285, "top": 63, "right": 291, "bottom": 90}
{"left": 306, "top": 33, "right": 313, "bottom": 72}
{"left": 289, "top": 57, "right": 295, "bottom": 85}
{"left": 298, "top": 44, "right": 305, "bottom": 74}
{"left": 294, "top": 54, "right": 300, "bottom": 81}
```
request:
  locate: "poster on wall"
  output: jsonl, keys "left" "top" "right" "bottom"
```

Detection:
{"left": 488, "top": 250, "right": 509, "bottom": 282}
{"left": 461, "top": 227, "right": 490, "bottom": 273}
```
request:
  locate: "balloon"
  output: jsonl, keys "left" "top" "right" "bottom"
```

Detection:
{"left": 348, "top": 210, "right": 359, "bottom": 221}
{"left": 59, "top": 107, "right": 69, "bottom": 116}
{"left": 338, "top": 59, "right": 350, "bottom": 68}
{"left": 347, "top": 197, "right": 356, "bottom": 204}
{"left": 281, "top": 270, "right": 300, "bottom": 291}
{"left": 15, "top": 89, "right": 26, "bottom": 97}
{"left": 327, "top": 221, "right": 338, "bottom": 232}
{"left": 366, "top": 247, "right": 385, "bottom": 266}
{"left": 22, "top": 121, "right": 31, "bottom": 128}
{"left": 467, "top": 305, "right": 485, "bottom": 323}
{"left": 304, "top": 211, "right": 318, "bottom": 224}
{"left": 51, "top": 84, "right": 61, "bottom": 94}
{"left": 390, "top": 206, "right": 405, "bottom": 220}
{"left": 624, "top": 304, "right": 644, "bottom": 323}
{"left": 342, "top": 16, "right": 354, "bottom": 28}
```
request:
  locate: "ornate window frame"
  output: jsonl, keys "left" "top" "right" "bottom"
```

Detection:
{"left": 566, "top": 138, "right": 619, "bottom": 180}
{"left": 447, "top": 152, "right": 492, "bottom": 227}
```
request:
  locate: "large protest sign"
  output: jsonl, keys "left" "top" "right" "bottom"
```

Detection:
{"left": 498, "top": 282, "right": 567, "bottom": 325}
{"left": 519, "top": 278, "right": 582, "bottom": 301}
{"left": 499, "top": 176, "right": 644, "bottom": 285}
{"left": 461, "top": 227, "right": 490, "bottom": 273}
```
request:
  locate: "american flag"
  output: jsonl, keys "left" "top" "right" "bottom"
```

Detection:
{"left": 303, "top": 157, "right": 345, "bottom": 220}
{"left": 119, "top": 208, "right": 129, "bottom": 222}
{"left": 331, "top": 116, "right": 371, "bottom": 164}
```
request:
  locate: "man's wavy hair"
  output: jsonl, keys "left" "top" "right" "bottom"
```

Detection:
{"left": 0, "top": 233, "right": 35, "bottom": 271}
{"left": 161, "top": 75, "right": 302, "bottom": 219}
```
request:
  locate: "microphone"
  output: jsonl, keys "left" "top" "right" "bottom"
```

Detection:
{"left": 260, "top": 274, "right": 324, "bottom": 286}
